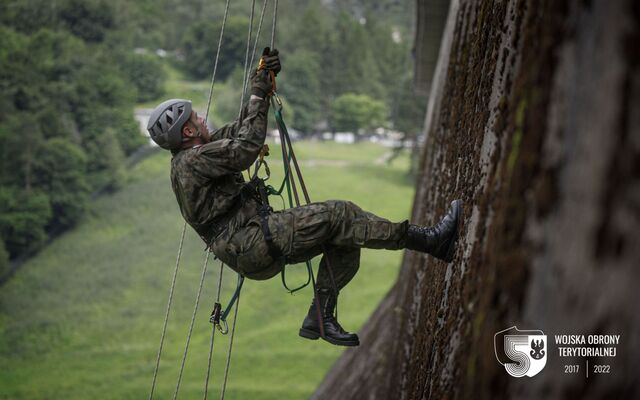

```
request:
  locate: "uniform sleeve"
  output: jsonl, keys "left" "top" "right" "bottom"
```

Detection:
{"left": 208, "top": 101, "right": 252, "bottom": 141}
{"left": 190, "top": 98, "right": 269, "bottom": 178}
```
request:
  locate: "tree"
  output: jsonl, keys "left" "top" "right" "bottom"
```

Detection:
{"left": 279, "top": 50, "right": 322, "bottom": 134}
{"left": 83, "top": 126, "right": 127, "bottom": 192}
{"left": 330, "top": 93, "right": 388, "bottom": 133}
{"left": 180, "top": 16, "right": 250, "bottom": 80}
{"left": 58, "top": 0, "right": 115, "bottom": 43}
{"left": 0, "top": 3, "right": 150, "bottom": 262}
{"left": 119, "top": 52, "right": 166, "bottom": 102}
{"left": 0, "top": 239, "right": 8, "bottom": 277}
{"left": 0, "top": 187, "right": 51, "bottom": 256}
{"left": 327, "top": 13, "right": 384, "bottom": 99}
{"left": 32, "top": 139, "right": 89, "bottom": 230}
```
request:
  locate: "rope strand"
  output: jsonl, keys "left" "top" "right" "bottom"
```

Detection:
{"left": 270, "top": 0, "right": 277, "bottom": 48}
{"left": 202, "top": 261, "right": 225, "bottom": 400}
{"left": 220, "top": 291, "right": 241, "bottom": 400}
{"left": 204, "top": 0, "right": 232, "bottom": 124}
{"left": 241, "top": 0, "right": 270, "bottom": 100}
{"left": 172, "top": 250, "right": 212, "bottom": 400}
{"left": 238, "top": 0, "right": 257, "bottom": 118}
{"left": 149, "top": 222, "right": 187, "bottom": 400}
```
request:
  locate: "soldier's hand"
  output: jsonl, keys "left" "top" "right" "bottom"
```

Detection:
{"left": 250, "top": 69, "right": 273, "bottom": 99}
{"left": 262, "top": 48, "right": 281, "bottom": 76}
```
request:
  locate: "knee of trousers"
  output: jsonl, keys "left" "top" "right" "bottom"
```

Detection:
{"left": 324, "top": 200, "right": 360, "bottom": 221}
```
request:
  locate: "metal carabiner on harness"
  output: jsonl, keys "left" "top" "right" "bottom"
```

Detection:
{"left": 209, "top": 302, "right": 229, "bottom": 334}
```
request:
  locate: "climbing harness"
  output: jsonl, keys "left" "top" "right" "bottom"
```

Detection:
{"left": 149, "top": 0, "right": 341, "bottom": 399}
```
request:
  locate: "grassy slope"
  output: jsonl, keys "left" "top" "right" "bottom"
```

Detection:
{"left": 0, "top": 141, "right": 414, "bottom": 400}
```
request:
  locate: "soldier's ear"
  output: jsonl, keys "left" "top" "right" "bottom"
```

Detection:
{"left": 182, "top": 122, "right": 194, "bottom": 138}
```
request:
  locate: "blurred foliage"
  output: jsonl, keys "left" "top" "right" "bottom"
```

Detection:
{"left": 0, "top": 187, "right": 51, "bottom": 256}
{"left": 180, "top": 17, "right": 250, "bottom": 81}
{"left": 331, "top": 93, "right": 388, "bottom": 133}
{"left": 0, "top": 0, "right": 157, "bottom": 260}
{"left": 0, "top": 239, "right": 8, "bottom": 277}
{"left": 32, "top": 139, "right": 90, "bottom": 230}
{"left": 129, "top": 0, "right": 421, "bottom": 137}
{"left": 119, "top": 52, "right": 167, "bottom": 102}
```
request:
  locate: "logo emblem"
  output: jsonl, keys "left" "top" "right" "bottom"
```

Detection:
{"left": 494, "top": 326, "right": 547, "bottom": 377}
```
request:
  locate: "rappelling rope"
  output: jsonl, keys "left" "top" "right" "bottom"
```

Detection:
{"left": 149, "top": 222, "right": 187, "bottom": 400}
{"left": 149, "top": 0, "right": 232, "bottom": 398}
{"left": 270, "top": 0, "right": 277, "bottom": 48}
{"left": 172, "top": 250, "right": 213, "bottom": 400}
{"left": 202, "top": 261, "right": 223, "bottom": 400}
{"left": 204, "top": 0, "right": 232, "bottom": 124}
{"left": 202, "top": 1, "right": 272, "bottom": 398}
{"left": 241, "top": 0, "right": 270, "bottom": 102}
{"left": 238, "top": 0, "right": 257, "bottom": 118}
{"left": 220, "top": 290, "right": 241, "bottom": 400}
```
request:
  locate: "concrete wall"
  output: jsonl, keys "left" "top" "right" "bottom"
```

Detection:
{"left": 312, "top": 0, "right": 640, "bottom": 398}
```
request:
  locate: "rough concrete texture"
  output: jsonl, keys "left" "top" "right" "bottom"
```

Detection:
{"left": 312, "top": 0, "right": 640, "bottom": 399}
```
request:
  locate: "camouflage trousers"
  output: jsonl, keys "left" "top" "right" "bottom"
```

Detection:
{"left": 211, "top": 200, "right": 409, "bottom": 291}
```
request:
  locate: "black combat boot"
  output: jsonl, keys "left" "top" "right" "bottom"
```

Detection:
{"left": 406, "top": 199, "right": 463, "bottom": 262}
{"left": 299, "top": 288, "right": 360, "bottom": 347}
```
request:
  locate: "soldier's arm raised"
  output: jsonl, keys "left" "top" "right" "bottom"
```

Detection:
{"left": 189, "top": 96, "right": 270, "bottom": 178}
{"left": 208, "top": 62, "right": 277, "bottom": 142}
{"left": 208, "top": 100, "right": 253, "bottom": 141}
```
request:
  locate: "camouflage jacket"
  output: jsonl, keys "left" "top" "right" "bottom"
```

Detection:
{"left": 170, "top": 98, "right": 270, "bottom": 244}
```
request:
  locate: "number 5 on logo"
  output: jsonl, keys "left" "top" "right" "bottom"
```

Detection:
{"left": 495, "top": 326, "right": 547, "bottom": 377}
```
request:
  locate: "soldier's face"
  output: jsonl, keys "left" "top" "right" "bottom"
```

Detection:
{"left": 185, "top": 111, "right": 210, "bottom": 141}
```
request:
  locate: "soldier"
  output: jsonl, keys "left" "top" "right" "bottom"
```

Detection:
{"left": 147, "top": 49, "right": 462, "bottom": 347}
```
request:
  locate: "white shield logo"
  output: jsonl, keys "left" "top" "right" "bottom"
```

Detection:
{"left": 495, "top": 326, "right": 547, "bottom": 377}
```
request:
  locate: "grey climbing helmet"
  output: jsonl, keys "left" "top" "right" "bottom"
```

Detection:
{"left": 147, "top": 99, "right": 193, "bottom": 150}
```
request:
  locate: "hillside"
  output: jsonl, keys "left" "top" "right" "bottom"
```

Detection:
{"left": 0, "top": 141, "right": 414, "bottom": 400}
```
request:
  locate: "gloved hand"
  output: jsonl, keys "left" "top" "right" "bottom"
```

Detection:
{"left": 250, "top": 48, "right": 281, "bottom": 98}
{"left": 262, "top": 48, "right": 281, "bottom": 76}
{"left": 250, "top": 69, "right": 274, "bottom": 98}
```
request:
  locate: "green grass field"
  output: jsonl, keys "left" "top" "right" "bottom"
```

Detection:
{"left": 0, "top": 141, "right": 414, "bottom": 400}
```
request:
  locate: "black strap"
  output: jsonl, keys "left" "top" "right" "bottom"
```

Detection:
{"left": 208, "top": 177, "right": 282, "bottom": 259}
{"left": 254, "top": 178, "right": 283, "bottom": 260}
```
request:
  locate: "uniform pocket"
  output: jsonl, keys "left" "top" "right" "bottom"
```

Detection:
{"left": 232, "top": 222, "right": 277, "bottom": 278}
{"left": 353, "top": 220, "right": 392, "bottom": 247}
{"left": 353, "top": 223, "right": 368, "bottom": 246}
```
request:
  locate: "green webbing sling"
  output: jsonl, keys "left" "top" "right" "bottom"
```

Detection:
{"left": 267, "top": 97, "right": 314, "bottom": 294}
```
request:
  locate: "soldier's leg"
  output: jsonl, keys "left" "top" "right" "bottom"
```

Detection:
{"left": 299, "top": 244, "right": 363, "bottom": 346}
{"left": 271, "top": 199, "right": 408, "bottom": 261}
{"left": 267, "top": 200, "right": 401, "bottom": 347}
{"left": 317, "top": 245, "right": 360, "bottom": 291}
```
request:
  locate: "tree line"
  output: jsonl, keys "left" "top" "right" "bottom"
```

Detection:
{"left": 0, "top": 0, "right": 426, "bottom": 272}
{"left": 0, "top": 0, "right": 165, "bottom": 273}
{"left": 179, "top": 1, "right": 427, "bottom": 136}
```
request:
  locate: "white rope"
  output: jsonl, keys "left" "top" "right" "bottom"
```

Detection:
{"left": 270, "top": 0, "right": 277, "bottom": 49}
{"left": 202, "top": 261, "right": 225, "bottom": 400}
{"left": 238, "top": 0, "right": 257, "bottom": 118}
{"left": 240, "top": 0, "right": 270, "bottom": 101}
{"left": 220, "top": 291, "right": 241, "bottom": 400}
{"left": 149, "top": 222, "right": 187, "bottom": 400}
{"left": 150, "top": 1, "right": 233, "bottom": 398}
{"left": 204, "top": 0, "right": 232, "bottom": 124}
{"left": 172, "top": 250, "right": 212, "bottom": 400}
{"left": 152, "top": 0, "right": 276, "bottom": 398}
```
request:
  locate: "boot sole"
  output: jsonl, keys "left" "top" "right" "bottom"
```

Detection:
{"left": 299, "top": 328, "right": 360, "bottom": 347}
{"left": 443, "top": 200, "right": 463, "bottom": 263}
{"left": 299, "top": 328, "right": 320, "bottom": 340}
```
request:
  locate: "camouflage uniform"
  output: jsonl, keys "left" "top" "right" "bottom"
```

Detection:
{"left": 171, "top": 98, "right": 409, "bottom": 291}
